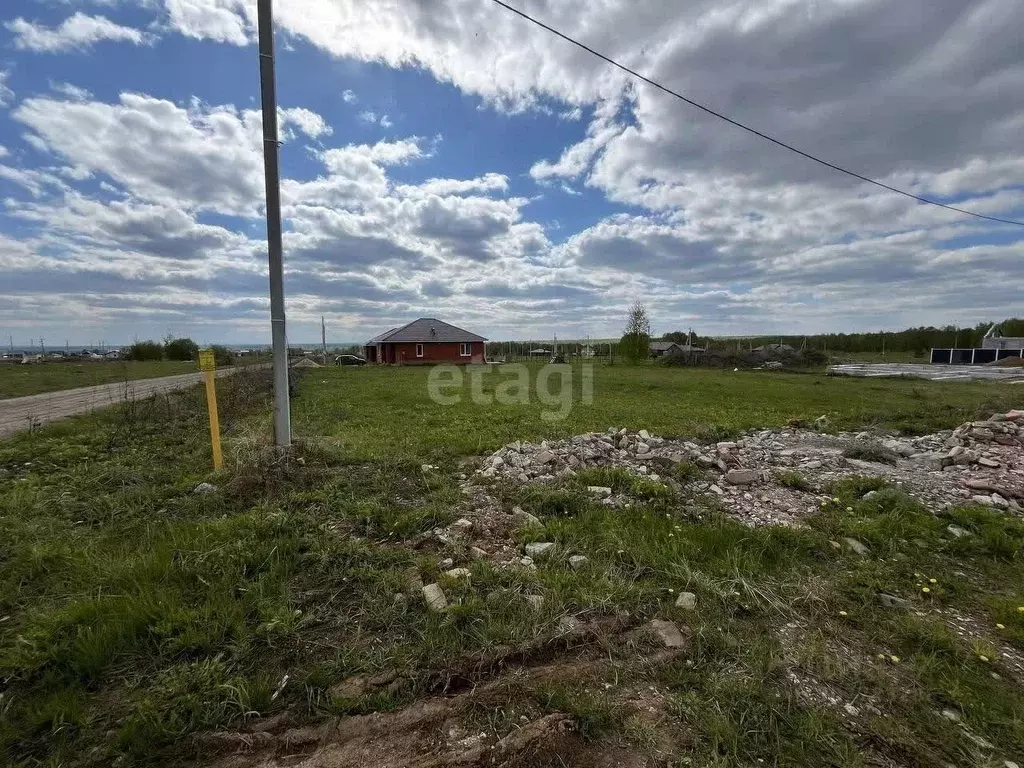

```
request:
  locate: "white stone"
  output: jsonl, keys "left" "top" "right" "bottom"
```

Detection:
{"left": 450, "top": 518, "right": 473, "bottom": 532}
{"left": 675, "top": 591, "right": 697, "bottom": 610}
{"left": 638, "top": 429, "right": 651, "bottom": 440}
{"left": 511, "top": 506, "right": 542, "bottom": 527}
{"left": 469, "top": 546, "right": 489, "bottom": 559}
{"left": 444, "top": 567, "right": 471, "bottom": 579}
{"left": 636, "top": 443, "right": 650, "bottom": 455}
{"left": 422, "top": 583, "right": 448, "bottom": 612}
{"left": 725, "top": 469, "right": 759, "bottom": 485}
{"left": 568, "top": 555, "right": 589, "bottom": 569}
{"left": 842, "top": 537, "right": 869, "bottom": 556}
{"left": 194, "top": 482, "right": 217, "bottom": 494}
{"left": 649, "top": 619, "right": 687, "bottom": 649}
{"left": 587, "top": 485, "right": 613, "bottom": 497}
{"left": 525, "top": 542, "right": 555, "bottom": 557}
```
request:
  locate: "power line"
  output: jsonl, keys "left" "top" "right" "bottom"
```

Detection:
{"left": 489, "top": 0, "right": 1024, "bottom": 227}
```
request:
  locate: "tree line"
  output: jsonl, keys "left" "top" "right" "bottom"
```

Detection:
{"left": 127, "top": 337, "right": 234, "bottom": 366}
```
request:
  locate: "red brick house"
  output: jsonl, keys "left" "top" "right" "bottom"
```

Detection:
{"left": 364, "top": 318, "right": 487, "bottom": 365}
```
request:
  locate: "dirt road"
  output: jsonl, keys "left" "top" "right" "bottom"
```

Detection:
{"left": 0, "top": 367, "right": 244, "bottom": 438}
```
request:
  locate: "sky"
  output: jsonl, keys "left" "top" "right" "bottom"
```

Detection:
{"left": 0, "top": 0, "right": 1022, "bottom": 346}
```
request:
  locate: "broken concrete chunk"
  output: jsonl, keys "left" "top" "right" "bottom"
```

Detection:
{"left": 946, "top": 524, "right": 970, "bottom": 538}
{"left": 536, "top": 450, "right": 556, "bottom": 464}
{"left": 523, "top": 594, "right": 543, "bottom": 610}
{"left": 674, "top": 591, "right": 697, "bottom": 610}
{"left": 878, "top": 593, "right": 911, "bottom": 609}
{"left": 511, "top": 506, "right": 542, "bottom": 527}
{"left": 525, "top": 542, "right": 555, "bottom": 558}
{"left": 976, "top": 457, "right": 1000, "bottom": 468}
{"left": 568, "top": 555, "right": 589, "bottom": 570}
{"left": 638, "top": 429, "right": 651, "bottom": 440}
{"left": 444, "top": 567, "right": 471, "bottom": 579}
{"left": 422, "top": 583, "right": 448, "bottom": 612}
{"left": 194, "top": 482, "right": 217, "bottom": 494}
{"left": 725, "top": 469, "right": 760, "bottom": 486}
{"left": 636, "top": 443, "right": 650, "bottom": 455}
{"left": 449, "top": 518, "right": 473, "bottom": 532}
{"left": 649, "top": 619, "right": 687, "bottom": 649}
{"left": 842, "top": 537, "right": 869, "bottom": 556}
{"left": 587, "top": 485, "right": 613, "bottom": 497}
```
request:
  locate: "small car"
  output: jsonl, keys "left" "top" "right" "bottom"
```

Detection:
{"left": 334, "top": 354, "right": 367, "bottom": 366}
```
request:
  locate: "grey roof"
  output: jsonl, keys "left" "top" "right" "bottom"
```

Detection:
{"left": 649, "top": 341, "right": 681, "bottom": 352}
{"left": 366, "top": 318, "right": 487, "bottom": 344}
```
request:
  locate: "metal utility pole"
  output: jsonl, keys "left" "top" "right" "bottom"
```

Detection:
{"left": 321, "top": 315, "right": 327, "bottom": 362}
{"left": 257, "top": 0, "right": 291, "bottom": 447}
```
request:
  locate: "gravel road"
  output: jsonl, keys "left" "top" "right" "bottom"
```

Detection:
{"left": 0, "top": 368, "right": 244, "bottom": 438}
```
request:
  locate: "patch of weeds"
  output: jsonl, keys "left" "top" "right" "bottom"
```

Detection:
{"left": 518, "top": 484, "right": 592, "bottom": 518}
{"left": 822, "top": 475, "right": 889, "bottom": 499}
{"left": 671, "top": 672, "right": 855, "bottom": 766}
{"left": 116, "top": 658, "right": 266, "bottom": 759}
{"left": 674, "top": 460, "right": 704, "bottom": 484}
{"left": 535, "top": 683, "right": 618, "bottom": 741}
{"left": 775, "top": 469, "right": 812, "bottom": 492}
{"left": 842, "top": 440, "right": 898, "bottom": 465}
{"left": 622, "top": 714, "right": 660, "bottom": 751}
{"left": 571, "top": 467, "right": 673, "bottom": 501}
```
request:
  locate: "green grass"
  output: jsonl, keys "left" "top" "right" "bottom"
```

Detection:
{"left": 0, "top": 360, "right": 197, "bottom": 399}
{"left": 291, "top": 363, "right": 1020, "bottom": 462}
{"left": 1, "top": 364, "right": 1022, "bottom": 766}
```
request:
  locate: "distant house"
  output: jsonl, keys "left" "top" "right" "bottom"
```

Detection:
{"left": 981, "top": 323, "right": 1024, "bottom": 350}
{"left": 364, "top": 318, "right": 487, "bottom": 365}
{"left": 649, "top": 341, "right": 682, "bottom": 357}
{"left": 753, "top": 343, "right": 794, "bottom": 353}
{"left": 528, "top": 348, "right": 551, "bottom": 357}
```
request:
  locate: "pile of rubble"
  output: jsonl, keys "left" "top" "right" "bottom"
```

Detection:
{"left": 470, "top": 409, "right": 1023, "bottom": 526}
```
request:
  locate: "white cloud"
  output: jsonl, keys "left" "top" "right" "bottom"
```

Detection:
{"left": 358, "top": 110, "right": 393, "bottom": 128}
{"left": 6, "top": 12, "right": 152, "bottom": 52}
{"left": 49, "top": 81, "right": 93, "bottom": 100}
{"left": 342, "top": 89, "right": 357, "bottom": 103}
{"left": 13, "top": 93, "right": 265, "bottom": 215}
{"left": 0, "top": 70, "right": 14, "bottom": 107}
{"left": 279, "top": 107, "right": 332, "bottom": 139}
{"left": 163, "top": 0, "right": 253, "bottom": 45}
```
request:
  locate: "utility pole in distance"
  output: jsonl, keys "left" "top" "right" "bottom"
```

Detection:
{"left": 257, "top": 0, "right": 291, "bottom": 448}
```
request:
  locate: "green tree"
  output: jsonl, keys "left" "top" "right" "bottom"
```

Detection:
{"left": 210, "top": 345, "right": 234, "bottom": 367}
{"left": 163, "top": 337, "right": 199, "bottom": 362}
{"left": 127, "top": 340, "right": 164, "bottom": 361}
{"left": 620, "top": 300, "right": 651, "bottom": 364}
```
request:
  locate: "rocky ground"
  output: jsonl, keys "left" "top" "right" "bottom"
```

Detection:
{"left": 425, "top": 409, "right": 1024, "bottom": 575}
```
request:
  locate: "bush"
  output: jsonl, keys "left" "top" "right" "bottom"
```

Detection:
{"left": 210, "top": 345, "right": 234, "bottom": 367}
{"left": 127, "top": 341, "right": 164, "bottom": 362}
{"left": 619, "top": 333, "right": 650, "bottom": 365}
{"left": 164, "top": 338, "right": 199, "bottom": 362}
{"left": 842, "top": 440, "right": 898, "bottom": 465}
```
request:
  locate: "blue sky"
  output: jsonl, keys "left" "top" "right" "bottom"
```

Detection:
{"left": 0, "top": 0, "right": 1022, "bottom": 345}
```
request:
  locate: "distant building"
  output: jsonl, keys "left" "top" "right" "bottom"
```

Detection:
{"left": 649, "top": 341, "right": 682, "bottom": 357}
{"left": 753, "top": 343, "right": 794, "bottom": 353}
{"left": 364, "top": 317, "right": 487, "bottom": 365}
{"left": 981, "top": 323, "right": 1024, "bottom": 350}
{"left": 932, "top": 323, "right": 1024, "bottom": 365}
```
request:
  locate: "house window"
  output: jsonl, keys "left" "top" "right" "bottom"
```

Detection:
{"left": 460, "top": 343, "right": 472, "bottom": 357}
{"left": 416, "top": 343, "right": 424, "bottom": 358}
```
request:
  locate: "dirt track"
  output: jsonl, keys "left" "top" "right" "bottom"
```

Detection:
{"left": 0, "top": 367, "right": 245, "bottom": 438}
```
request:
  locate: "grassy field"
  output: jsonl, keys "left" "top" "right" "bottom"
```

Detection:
{"left": 291, "top": 362, "right": 1021, "bottom": 461}
{"left": 0, "top": 360, "right": 197, "bottom": 399}
{"left": 0, "top": 365, "right": 1022, "bottom": 766}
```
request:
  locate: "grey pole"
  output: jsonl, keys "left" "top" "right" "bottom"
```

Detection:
{"left": 257, "top": 0, "right": 291, "bottom": 447}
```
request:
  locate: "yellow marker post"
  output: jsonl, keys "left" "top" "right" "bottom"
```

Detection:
{"left": 199, "top": 349, "right": 223, "bottom": 470}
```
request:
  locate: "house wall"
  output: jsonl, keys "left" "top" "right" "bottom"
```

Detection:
{"left": 368, "top": 341, "right": 486, "bottom": 365}
{"left": 982, "top": 337, "right": 1024, "bottom": 350}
